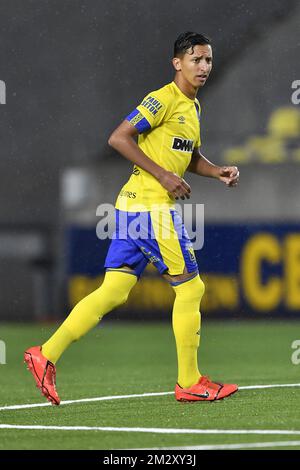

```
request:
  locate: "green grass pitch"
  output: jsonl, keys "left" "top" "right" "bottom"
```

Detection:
{"left": 0, "top": 320, "right": 300, "bottom": 450}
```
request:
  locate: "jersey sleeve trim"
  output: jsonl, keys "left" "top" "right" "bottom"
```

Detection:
{"left": 126, "top": 108, "right": 151, "bottom": 133}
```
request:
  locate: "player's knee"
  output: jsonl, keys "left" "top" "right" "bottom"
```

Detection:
{"left": 100, "top": 285, "right": 130, "bottom": 310}
{"left": 99, "top": 272, "right": 135, "bottom": 310}
{"left": 174, "top": 275, "right": 205, "bottom": 302}
{"left": 193, "top": 276, "right": 205, "bottom": 299}
{"left": 188, "top": 275, "right": 205, "bottom": 302}
{"left": 116, "top": 289, "right": 131, "bottom": 307}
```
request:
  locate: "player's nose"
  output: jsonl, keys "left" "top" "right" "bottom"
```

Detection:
{"left": 199, "top": 63, "right": 210, "bottom": 74}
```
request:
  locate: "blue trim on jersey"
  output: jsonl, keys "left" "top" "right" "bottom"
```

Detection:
{"left": 126, "top": 108, "right": 139, "bottom": 120}
{"left": 126, "top": 108, "right": 151, "bottom": 133}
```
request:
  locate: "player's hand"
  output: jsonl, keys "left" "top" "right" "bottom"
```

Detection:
{"left": 218, "top": 166, "right": 239, "bottom": 187}
{"left": 158, "top": 170, "right": 191, "bottom": 200}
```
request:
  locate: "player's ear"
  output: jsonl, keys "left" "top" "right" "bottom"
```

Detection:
{"left": 172, "top": 57, "right": 181, "bottom": 72}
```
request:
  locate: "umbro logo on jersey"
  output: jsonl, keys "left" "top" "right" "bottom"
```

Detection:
{"left": 178, "top": 115, "right": 185, "bottom": 124}
{"left": 132, "top": 166, "right": 140, "bottom": 176}
{"left": 172, "top": 137, "right": 194, "bottom": 152}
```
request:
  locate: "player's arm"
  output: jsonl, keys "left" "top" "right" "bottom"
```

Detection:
{"left": 187, "top": 146, "right": 239, "bottom": 187}
{"left": 108, "top": 120, "right": 191, "bottom": 199}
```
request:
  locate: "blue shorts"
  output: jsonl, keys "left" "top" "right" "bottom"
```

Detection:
{"left": 104, "top": 209, "right": 198, "bottom": 277}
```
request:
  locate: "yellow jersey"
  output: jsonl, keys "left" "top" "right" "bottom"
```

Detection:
{"left": 115, "top": 81, "right": 201, "bottom": 211}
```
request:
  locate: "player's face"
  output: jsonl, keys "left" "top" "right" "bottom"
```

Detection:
{"left": 178, "top": 44, "right": 213, "bottom": 88}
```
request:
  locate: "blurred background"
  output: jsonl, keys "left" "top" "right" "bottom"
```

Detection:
{"left": 0, "top": 0, "right": 300, "bottom": 322}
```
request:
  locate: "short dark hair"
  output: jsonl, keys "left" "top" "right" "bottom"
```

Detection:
{"left": 174, "top": 32, "right": 211, "bottom": 57}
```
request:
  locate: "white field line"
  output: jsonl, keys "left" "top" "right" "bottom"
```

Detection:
{"left": 137, "top": 440, "right": 300, "bottom": 450}
{"left": 0, "top": 425, "right": 300, "bottom": 436}
{"left": 0, "top": 391, "right": 172, "bottom": 412}
{"left": 0, "top": 382, "right": 299, "bottom": 412}
{"left": 239, "top": 383, "right": 300, "bottom": 390}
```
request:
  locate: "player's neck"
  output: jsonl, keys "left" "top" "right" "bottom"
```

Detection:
{"left": 174, "top": 76, "right": 198, "bottom": 100}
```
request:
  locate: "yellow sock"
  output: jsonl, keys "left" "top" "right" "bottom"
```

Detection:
{"left": 42, "top": 270, "right": 137, "bottom": 363}
{"left": 172, "top": 275, "right": 205, "bottom": 388}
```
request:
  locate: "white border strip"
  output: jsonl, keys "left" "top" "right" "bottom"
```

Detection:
{"left": 0, "top": 383, "right": 299, "bottom": 412}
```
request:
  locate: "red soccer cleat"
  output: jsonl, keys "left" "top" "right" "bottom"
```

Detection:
{"left": 175, "top": 375, "right": 238, "bottom": 402}
{"left": 24, "top": 346, "right": 60, "bottom": 405}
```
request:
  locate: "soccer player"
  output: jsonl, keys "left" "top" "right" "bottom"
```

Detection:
{"left": 24, "top": 32, "right": 239, "bottom": 405}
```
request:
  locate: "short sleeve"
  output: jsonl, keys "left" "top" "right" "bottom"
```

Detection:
{"left": 126, "top": 89, "right": 170, "bottom": 134}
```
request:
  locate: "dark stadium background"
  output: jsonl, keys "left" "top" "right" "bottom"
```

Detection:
{"left": 0, "top": 0, "right": 300, "bottom": 322}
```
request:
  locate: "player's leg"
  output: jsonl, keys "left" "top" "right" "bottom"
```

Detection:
{"left": 134, "top": 208, "right": 203, "bottom": 388}
{"left": 165, "top": 267, "right": 206, "bottom": 393}
{"left": 24, "top": 227, "right": 148, "bottom": 405}
{"left": 42, "top": 268, "right": 137, "bottom": 363}
{"left": 167, "top": 271, "right": 238, "bottom": 401}
{"left": 146, "top": 208, "right": 238, "bottom": 401}
{"left": 24, "top": 268, "right": 137, "bottom": 405}
{"left": 166, "top": 271, "right": 204, "bottom": 389}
